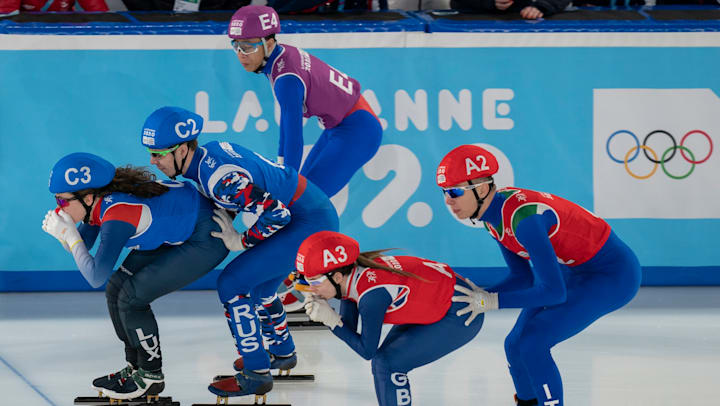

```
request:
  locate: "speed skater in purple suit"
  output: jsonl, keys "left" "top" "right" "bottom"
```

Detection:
{"left": 295, "top": 230, "right": 484, "bottom": 406}
{"left": 437, "top": 144, "right": 642, "bottom": 406}
{"left": 227, "top": 5, "right": 384, "bottom": 311}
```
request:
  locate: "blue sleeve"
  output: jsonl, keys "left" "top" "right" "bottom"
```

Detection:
{"left": 274, "top": 75, "right": 305, "bottom": 171}
{"left": 72, "top": 220, "right": 135, "bottom": 288}
{"left": 497, "top": 213, "right": 567, "bottom": 309}
{"left": 331, "top": 289, "right": 392, "bottom": 360}
{"left": 339, "top": 299, "right": 360, "bottom": 332}
{"left": 78, "top": 223, "right": 100, "bottom": 248}
{"left": 486, "top": 242, "right": 534, "bottom": 293}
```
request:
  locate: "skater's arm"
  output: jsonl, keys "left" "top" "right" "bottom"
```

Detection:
{"left": 339, "top": 299, "right": 359, "bottom": 332}
{"left": 274, "top": 75, "right": 305, "bottom": 171}
{"left": 72, "top": 220, "right": 135, "bottom": 288}
{"left": 332, "top": 289, "right": 392, "bottom": 360}
{"left": 211, "top": 171, "right": 290, "bottom": 248}
{"left": 496, "top": 213, "right": 567, "bottom": 309}
{"left": 486, "top": 243, "right": 534, "bottom": 293}
{"left": 78, "top": 222, "right": 100, "bottom": 249}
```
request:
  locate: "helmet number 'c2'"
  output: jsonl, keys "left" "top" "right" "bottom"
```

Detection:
{"left": 175, "top": 118, "right": 200, "bottom": 139}
{"left": 65, "top": 166, "right": 92, "bottom": 186}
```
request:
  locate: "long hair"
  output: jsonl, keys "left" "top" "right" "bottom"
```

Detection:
{"left": 334, "top": 249, "right": 428, "bottom": 281}
{"left": 76, "top": 166, "right": 169, "bottom": 199}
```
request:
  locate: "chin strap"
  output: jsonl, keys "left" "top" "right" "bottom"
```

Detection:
{"left": 469, "top": 181, "right": 494, "bottom": 221}
{"left": 253, "top": 38, "right": 272, "bottom": 74}
{"left": 169, "top": 146, "right": 189, "bottom": 180}
{"left": 328, "top": 271, "right": 344, "bottom": 300}
{"left": 78, "top": 194, "right": 97, "bottom": 224}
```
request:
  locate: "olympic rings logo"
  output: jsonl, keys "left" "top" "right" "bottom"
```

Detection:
{"left": 605, "top": 129, "right": 713, "bottom": 180}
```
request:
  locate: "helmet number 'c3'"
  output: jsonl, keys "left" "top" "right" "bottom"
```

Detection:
{"left": 175, "top": 118, "right": 199, "bottom": 139}
{"left": 65, "top": 166, "right": 92, "bottom": 186}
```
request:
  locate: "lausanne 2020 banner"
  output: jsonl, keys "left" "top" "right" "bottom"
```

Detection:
{"left": 0, "top": 33, "right": 718, "bottom": 289}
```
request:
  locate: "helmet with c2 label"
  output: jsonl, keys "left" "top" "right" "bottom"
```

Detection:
{"left": 141, "top": 106, "right": 203, "bottom": 150}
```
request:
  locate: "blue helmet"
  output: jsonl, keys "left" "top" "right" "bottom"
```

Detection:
{"left": 49, "top": 152, "right": 116, "bottom": 193}
{"left": 141, "top": 107, "right": 204, "bottom": 150}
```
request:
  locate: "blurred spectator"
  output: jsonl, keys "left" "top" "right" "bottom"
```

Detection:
{"left": 120, "top": 0, "right": 249, "bottom": 10}
{"left": 388, "top": 0, "right": 450, "bottom": 10}
{"left": 0, "top": 0, "right": 109, "bottom": 13}
{"left": 450, "top": 0, "right": 572, "bottom": 18}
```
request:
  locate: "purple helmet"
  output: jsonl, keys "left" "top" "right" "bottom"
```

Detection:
{"left": 228, "top": 5, "right": 281, "bottom": 40}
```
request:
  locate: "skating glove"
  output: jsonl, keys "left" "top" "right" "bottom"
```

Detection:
{"left": 211, "top": 209, "right": 246, "bottom": 252}
{"left": 452, "top": 278, "right": 499, "bottom": 326}
{"left": 304, "top": 297, "right": 343, "bottom": 330}
{"left": 42, "top": 209, "right": 83, "bottom": 252}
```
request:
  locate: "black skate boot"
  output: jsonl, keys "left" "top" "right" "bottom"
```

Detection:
{"left": 101, "top": 368, "right": 164, "bottom": 400}
{"left": 91, "top": 364, "right": 135, "bottom": 394}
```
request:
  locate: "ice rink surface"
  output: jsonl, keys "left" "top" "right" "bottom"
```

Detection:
{"left": 1, "top": 287, "right": 719, "bottom": 406}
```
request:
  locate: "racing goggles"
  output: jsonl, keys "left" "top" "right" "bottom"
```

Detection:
{"left": 231, "top": 39, "right": 263, "bottom": 55}
{"left": 292, "top": 272, "right": 328, "bottom": 292}
{"left": 147, "top": 144, "right": 180, "bottom": 158}
{"left": 442, "top": 180, "right": 492, "bottom": 198}
{"left": 55, "top": 194, "right": 79, "bottom": 208}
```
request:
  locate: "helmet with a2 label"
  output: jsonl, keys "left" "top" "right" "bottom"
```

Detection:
{"left": 296, "top": 231, "right": 360, "bottom": 279}
{"left": 141, "top": 106, "right": 204, "bottom": 150}
{"left": 49, "top": 152, "right": 115, "bottom": 193}
{"left": 228, "top": 5, "right": 281, "bottom": 40}
{"left": 436, "top": 144, "right": 499, "bottom": 188}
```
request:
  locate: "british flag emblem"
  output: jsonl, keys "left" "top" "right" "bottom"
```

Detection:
{"left": 387, "top": 286, "right": 411, "bottom": 313}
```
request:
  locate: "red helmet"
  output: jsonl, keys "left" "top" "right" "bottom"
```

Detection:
{"left": 296, "top": 231, "right": 360, "bottom": 279}
{"left": 436, "top": 145, "right": 499, "bottom": 188}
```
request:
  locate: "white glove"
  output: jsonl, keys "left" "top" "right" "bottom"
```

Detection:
{"left": 42, "top": 209, "right": 82, "bottom": 250}
{"left": 210, "top": 209, "right": 245, "bottom": 252}
{"left": 304, "top": 297, "right": 343, "bottom": 330}
{"left": 451, "top": 278, "right": 499, "bottom": 326}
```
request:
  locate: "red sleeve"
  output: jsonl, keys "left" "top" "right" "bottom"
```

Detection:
{"left": 101, "top": 204, "right": 142, "bottom": 228}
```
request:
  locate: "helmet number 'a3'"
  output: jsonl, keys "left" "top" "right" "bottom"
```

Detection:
{"left": 175, "top": 118, "right": 199, "bottom": 139}
{"left": 65, "top": 166, "right": 92, "bottom": 186}
{"left": 323, "top": 245, "right": 348, "bottom": 268}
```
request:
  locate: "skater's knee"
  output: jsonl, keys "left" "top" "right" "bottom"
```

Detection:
{"left": 505, "top": 332, "right": 549, "bottom": 361}
{"left": 117, "top": 282, "right": 151, "bottom": 311}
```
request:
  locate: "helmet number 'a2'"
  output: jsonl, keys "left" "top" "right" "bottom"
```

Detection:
{"left": 466, "top": 154, "right": 490, "bottom": 175}
{"left": 65, "top": 166, "right": 92, "bottom": 186}
{"left": 175, "top": 118, "right": 199, "bottom": 139}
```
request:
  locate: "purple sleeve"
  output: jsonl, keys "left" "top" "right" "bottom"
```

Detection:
{"left": 274, "top": 75, "right": 305, "bottom": 171}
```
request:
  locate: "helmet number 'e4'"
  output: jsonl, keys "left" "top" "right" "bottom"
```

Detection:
{"left": 175, "top": 118, "right": 199, "bottom": 139}
{"left": 259, "top": 13, "right": 278, "bottom": 30}
{"left": 65, "top": 166, "right": 91, "bottom": 185}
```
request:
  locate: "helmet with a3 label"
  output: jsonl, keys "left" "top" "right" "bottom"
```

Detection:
{"left": 141, "top": 106, "right": 203, "bottom": 150}
{"left": 49, "top": 152, "right": 115, "bottom": 193}
{"left": 296, "top": 231, "right": 360, "bottom": 279}
{"left": 228, "top": 5, "right": 280, "bottom": 40}
{"left": 436, "top": 144, "right": 499, "bottom": 188}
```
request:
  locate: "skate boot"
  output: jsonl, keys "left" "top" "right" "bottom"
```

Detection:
{"left": 91, "top": 364, "right": 135, "bottom": 394}
{"left": 101, "top": 368, "right": 164, "bottom": 400}
{"left": 514, "top": 394, "right": 538, "bottom": 405}
{"left": 233, "top": 352, "right": 297, "bottom": 373}
{"left": 209, "top": 369, "right": 273, "bottom": 403}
